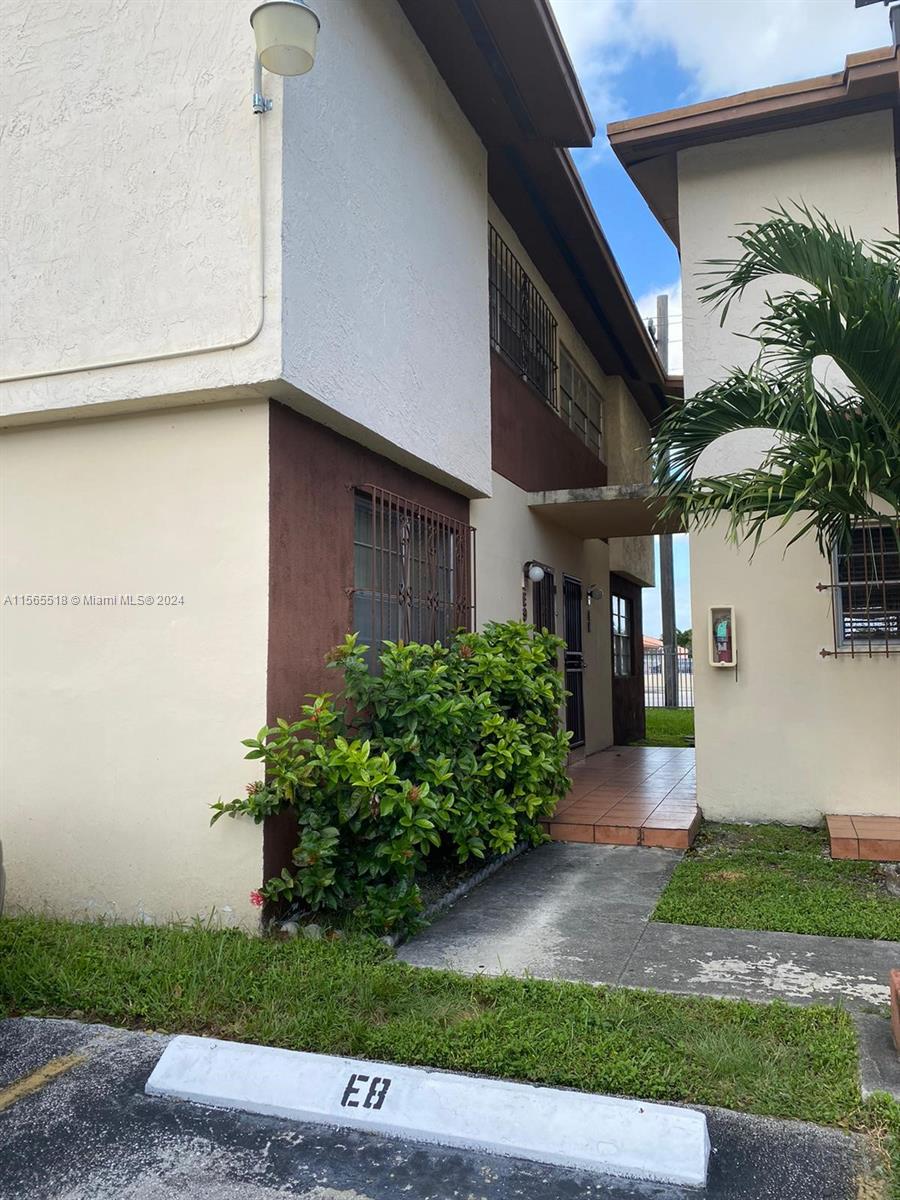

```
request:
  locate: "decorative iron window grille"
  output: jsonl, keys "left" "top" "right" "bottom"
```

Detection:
{"left": 818, "top": 521, "right": 900, "bottom": 657}
{"left": 352, "top": 487, "right": 475, "bottom": 657}
{"left": 489, "top": 224, "right": 558, "bottom": 407}
{"left": 612, "top": 593, "right": 633, "bottom": 677}
{"left": 559, "top": 345, "right": 603, "bottom": 458}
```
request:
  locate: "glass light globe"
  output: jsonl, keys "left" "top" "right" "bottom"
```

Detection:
{"left": 251, "top": 1, "right": 320, "bottom": 76}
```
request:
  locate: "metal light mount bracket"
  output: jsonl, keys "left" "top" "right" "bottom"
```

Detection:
{"left": 250, "top": 1, "right": 320, "bottom": 114}
{"left": 252, "top": 56, "right": 273, "bottom": 114}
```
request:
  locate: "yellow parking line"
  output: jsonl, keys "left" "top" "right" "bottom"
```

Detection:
{"left": 0, "top": 1053, "right": 87, "bottom": 1112}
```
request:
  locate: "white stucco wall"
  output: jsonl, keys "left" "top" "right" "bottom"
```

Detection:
{"left": 678, "top": 109, "right": 900, "bottom": 823}
{"left": 281, "top": 0, "right": 492, "bottom": 496}
{"left": 0, "top": 0, "right": 283, "bottom": 421}
{"left": 473, "top": 472, "right": 614, "bottom": 755}
{"left": 0, "top": 402, "right": 270, "bottom": 924}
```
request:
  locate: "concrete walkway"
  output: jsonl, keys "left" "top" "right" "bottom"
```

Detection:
{"left": 399, "top": 843, "right": 898, "bottom": 1013}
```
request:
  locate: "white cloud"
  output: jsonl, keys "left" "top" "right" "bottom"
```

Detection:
{"left": 634, "top": 278, "right": 683, "bottom": 375}
{"left": 550, "top": 0, "right": 890, "bottom": 136}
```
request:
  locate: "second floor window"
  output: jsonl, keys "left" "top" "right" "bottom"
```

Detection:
{"left": 353, "top": 487, "right": 475, "bottom": 660}
{"left": 560, "top": 346, "right": 603, "bottom": 458}
{"left": 489, "top": 224, "right": 558, "bottom": 407}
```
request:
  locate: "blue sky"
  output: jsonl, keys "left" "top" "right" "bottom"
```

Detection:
{"left": 546, "top": 0, "right": 891, "bottom": 636}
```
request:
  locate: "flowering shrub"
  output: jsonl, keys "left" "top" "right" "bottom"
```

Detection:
{"left": 212, "top": 622, "right": 570, "bottom": 933}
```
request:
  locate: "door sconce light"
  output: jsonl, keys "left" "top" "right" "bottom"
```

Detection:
{"left": 523, "top": 561, "right": 546, "bottom": 622}
{"left": 586, "top": 584, "right": 603, "bottom": 631}
{"left": 250, "top": 0, "right": 320, "bottom": 113}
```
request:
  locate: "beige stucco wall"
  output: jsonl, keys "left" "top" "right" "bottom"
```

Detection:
{"left": 473, "top": 472, "right": 613, "bottom": 755}
{"left": 0, "top": 402, "right": 270, "bottom": 924}
{"left": 678, "top": 109, "right": 900, "bottom": 823}
{"left": 690, "top": 522, "right": 900, "bottom": 823}
{"left": 604, "top": 380, "right": 655, "bottom": 586}
{"left": 679, "top": 110, "right": 898, "bottom": 390}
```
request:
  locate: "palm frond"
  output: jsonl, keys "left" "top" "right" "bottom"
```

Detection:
{"left": 653, "top": 207, "right": 900, "bottom": 555}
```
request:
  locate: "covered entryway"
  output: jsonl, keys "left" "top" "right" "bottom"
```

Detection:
{"left": 543, "top": 745, "right": 698, "bottom": 849}
{"left": 527, "top": 482, "right": 684, "bottom": 756}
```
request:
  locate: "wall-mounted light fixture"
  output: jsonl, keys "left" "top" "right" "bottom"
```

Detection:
{"left": 522, "top": 561, "right": 547, "bottom": 622}
{"left": 250, "top": 0, "right": 320, "bottom": 113}
{"left": 586, "top": 584, "right": 603, "bottom": 632}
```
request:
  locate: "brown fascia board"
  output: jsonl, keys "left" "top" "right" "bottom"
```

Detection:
{"left": 398, "top": 0, "right": 594, "bottom": 148}
{"left": 608, "top": 46, "right": 900, "bottom": 250}
{"left": 489, "top": 143, "right": 669, "bottom": 422}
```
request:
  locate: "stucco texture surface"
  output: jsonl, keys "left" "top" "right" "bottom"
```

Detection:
{"left": 679, "top": 111, "right": 899, "bottom": 824}
{"left": 280, "top": 0, "right": 491, "bottom": 497}
{"left": 0, "top": 0, "right": 283, "bottom": 419}
{"left": 690, "top": 521, "right": 900, "bottom": 824}
{"left": 0, "top": 403, "right": 270, "bottom": 925}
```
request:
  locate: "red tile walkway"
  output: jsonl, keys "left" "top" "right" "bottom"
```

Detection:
{"left": 543, "top": 745, "right": 699, "bottom": 850}
{"left": 826, "top": 814, "right": 900, "bottom": 862}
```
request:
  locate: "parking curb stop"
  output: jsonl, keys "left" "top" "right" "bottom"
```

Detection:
{"left": 146, "top": 1035, "right": 711, "bottom": 1187}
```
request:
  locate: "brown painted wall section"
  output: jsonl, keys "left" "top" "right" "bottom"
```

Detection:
{"left": 491, "top": 351, "right": 607, "bottom": 492}
{"left": 265, "top": 401, "right": 469, "bottom": 880}
{"left": 610, "top": 572, "right": 646, "bottom": 745}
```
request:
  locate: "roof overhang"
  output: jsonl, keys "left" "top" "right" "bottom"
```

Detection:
{"left": 528, "top": 484, "right": 682, "bottom": 538}
{"left": 608, "top": 45, "right": 900, "bottom": 250}
{"left": 398, "top": 0, "right": 594, "bottom": 149}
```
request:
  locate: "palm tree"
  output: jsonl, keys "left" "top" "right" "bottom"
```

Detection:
{"left": 653, "top": 207, "right": 899, "bottom": 555}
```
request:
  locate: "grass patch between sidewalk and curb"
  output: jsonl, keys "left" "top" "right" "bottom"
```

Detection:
{"left": 652, "top": 823, "right": 900, "bottom": 942}
{"left": 633, "top": 708, "right": 694, "bottom": 747}
{"left": 1, "top": 915, "right": 898, "bottom": 1182}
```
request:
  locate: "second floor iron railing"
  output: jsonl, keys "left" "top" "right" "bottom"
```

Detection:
{"left": 489, "top": 224, "right": 558, "bottom": 408}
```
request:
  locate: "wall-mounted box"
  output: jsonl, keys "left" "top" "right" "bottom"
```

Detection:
{"left": 709, "top": 606, "right": 737, "bottom": 668}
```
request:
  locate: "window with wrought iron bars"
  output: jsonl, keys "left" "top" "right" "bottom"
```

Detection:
{"left": 559, "top": 344, "right": 603, "bottom": 458}
{"left": 818, "top": 520, "right": 900, "bottom": 657}
{"left": 488, "top": 224, "right": 558, "bottom": 407}
{"left": 352, "top": 487, "right": 475, "bottom": 661}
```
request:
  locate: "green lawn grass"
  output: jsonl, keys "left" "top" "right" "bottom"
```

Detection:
{"left": 634, "top": 707, "right": 694, "bottom": 746}
{"left": 1, "top": 915, "right": 896, "bottom": 1192}
{"left": 653, "top": 823, "right": 900, "bottom": 942}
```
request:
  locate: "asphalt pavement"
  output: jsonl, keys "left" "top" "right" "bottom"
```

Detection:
{"left": 0, "top": 1017, "right": 876, "bottom": 1200}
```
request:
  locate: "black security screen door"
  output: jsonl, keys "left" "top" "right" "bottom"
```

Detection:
{"left": 563, "top": 575, "right": 585, "bottom": 748}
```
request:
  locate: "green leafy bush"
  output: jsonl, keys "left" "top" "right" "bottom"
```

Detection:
{"left": 212, "top": 622, "right": 570, "bottom": 933}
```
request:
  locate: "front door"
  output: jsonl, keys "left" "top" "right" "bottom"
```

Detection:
{"left": 563, "top": 575, "right": 585, "bottom": 747}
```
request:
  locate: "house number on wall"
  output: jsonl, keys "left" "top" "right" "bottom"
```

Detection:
{"left": 340, "top": 1073, "right": 392, "bottom": 1110}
